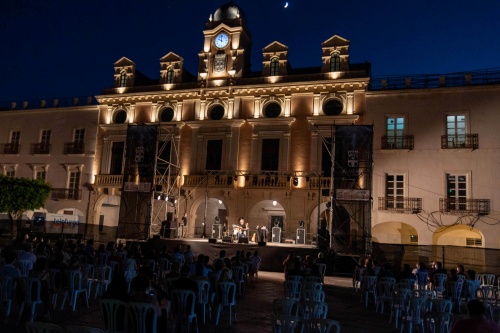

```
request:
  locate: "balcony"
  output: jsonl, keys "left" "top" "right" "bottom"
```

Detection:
{"left": 378, "top": 197, "right": 422, "bottom": 213}
{"left": 441, "top": 134, "right": 478, "bottom": 150}
{"left": 381, "top": 135, "right": 414, "bottom": 150}
{"left": 2, "top": 143, "right": 20, "bottom": 154}
{"left": 51, "top": 188, "right": 82, "bottom": 200}
{"left": 64, "top": 142, "right": 85, "bottom": 154}
{"left": 31, "top": 143, "right": 51, "bottom": 155}
{"left": 439, "top": 198, "right": 490, "bottom": 215}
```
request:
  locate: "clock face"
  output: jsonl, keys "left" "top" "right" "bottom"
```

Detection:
{"left": 214, "top": 33, "right": 229, "bottom": 49}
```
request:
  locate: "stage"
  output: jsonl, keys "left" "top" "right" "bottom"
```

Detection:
{"left": 147, "top": 236, "right": 319, "bottom": 273}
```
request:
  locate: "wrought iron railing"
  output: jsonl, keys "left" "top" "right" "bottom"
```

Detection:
{"left": 2, "top": 143, "right": 20, "bottom": 154}
{"left": 30, "top": 143, "right": 51, "bottom": 154}
{"left": 381, "top": 135, "right": 414, "bottom": 150}
{"left": 51, "top": 188, "right": 82, "bottom": 200}
{"left": 64, "top": 142, "right": 85, "bottom": 154}
{"left": 441, "top": 134, "right": 478, "bottom": 149}
{"left": 439, "top": 198, "right": 490, "bottom": 215}
{"left": 378, "top": 197, "right": 422, "bottom": 213}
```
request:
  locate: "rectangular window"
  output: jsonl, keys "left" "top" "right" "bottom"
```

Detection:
{"left": 206, "top": 140, "right": 222, "bottom": 171}
{"left": 68, "top": 171, "right": 81, "bottom": 199}
{"left": 270, "top": 59, "right": 279, "bottom": 76}
{"left": 261, "top": 139, "right": 280, "bottom": 171}
{"left": 386, "top": 117, "right": 405, "bottom": 148}
{"left": 41, "top": 130, "right": 51, "bottom": 145}
{"left": 446, "top": 115, "right": 466, "bottom": 147}
{"left": 386, "top": 174, "right": 405, "bottom": 208}
{"left": 466, "top": 238, "right": 482, "bottom": 246}
{"left": 5, "top": 169, "right": 15, "bottom": 177}
{"left": 10, "top": 131, "right": 21, "bottom": 145}
{"left": 99, "top": 215, "right": 105, "bottom": 232}
{"left": 35, "top": 170, "right": 47, "bottom": 181}
{"left": 74, "top": 128, "right": 85, "bottom": 143}
{"left": 110, "top": 141, "right": 125, "bottom": 175}
{"left": 446, "top": 174, "right": 467, "bottom": 210}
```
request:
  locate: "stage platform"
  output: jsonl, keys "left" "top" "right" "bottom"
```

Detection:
{"left": 146, "top": 236, "right": 319, "bottom": 273}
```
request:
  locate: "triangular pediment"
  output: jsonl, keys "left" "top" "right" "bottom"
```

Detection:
{"left": 262, "top": 41, "right": 289, "bottom": 53}
{"left": 321, "top": 35, "right": 350, "bottom": 48}
{"left": 159, "top": 52, "right": 184, "bottom": 62}
{"left": 114, "top": 56, "right": 135, "bottom": 67}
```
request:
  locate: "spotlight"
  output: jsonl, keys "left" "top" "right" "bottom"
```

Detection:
{"left": 273, "top": 200, "right": 277, "bottom": 206}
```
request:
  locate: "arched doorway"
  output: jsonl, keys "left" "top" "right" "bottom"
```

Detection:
{"left": 193, "top": 197, "right": 227, "bottom": 238}
{"left": 372, "top": 221, "right": 418, "bottom": 244}
{"left": 248, "top": 200, "right": 285, "bottom": 242}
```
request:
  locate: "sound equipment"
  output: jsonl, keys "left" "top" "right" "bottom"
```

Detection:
{"left": 222, "top": 236, "right": 233, "bottom": 243}
{"left": 272, "top": 226, "right": 282, "bottom": 243}
{"left": 258, "top": 241, "right": 267, "bottom": 246}
{"left": 212, "top": 224, "right": 222, "bottom": 239}
{"left": 296, "top": 228, "right": 306, "bottom": 245}
{"left": 238, "top": 237, "right": 248, "bottom": 244}
{"left": 208, "top": 238, "right": 217, "bottom": 244}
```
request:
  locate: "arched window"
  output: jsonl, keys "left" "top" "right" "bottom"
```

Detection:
{"left": 119, "top": 71, "right": 128, "bottom": 87}
{"left": 323, "top": 99, "right": 343, "bottom": 116}
{"left": 166, "top": 67, "right": 174, "bottom": 84}
{"left": 159, "top": 107, "right": 174, "bottom": 122}
{"left": 270, "top": 58, "right": 279, "bottom": 76}
{"left": 330, "top": 54, "right": 341, "bottom": 72}
{"left": 264, "top": 102, "right": 281, "bottom": 118}
{"left": 209, "top": 105, "right": 225, "bottom": 120}
{"left": 114, "top": 110, "right": 127, "bottom": 124}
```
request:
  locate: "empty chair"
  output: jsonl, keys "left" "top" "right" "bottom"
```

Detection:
{"left": 100, "top": 299, "right": 128, "bottom": 333}
{"left": 360, "top": 275, "right": 377, "bottom": 307}
{"left": 446, "top": 279, "right": 464, "bottom": 312}
{"left": 415, "top": 271, "right": 428, "bottom": 291}
{"left": 299, "top": 300, "right": 328, "bottom": 320}
{"left": 301, "top": 318, "right": 341, "bottom": 333}
{"left": 25, "top": 321, "right": 64, "bottom": 333}
{"left": 80, "top": 264, "right": 95, "bottom": 297}
{"left": 195, "top": 279, "right": 211, "bottom": 324}
{"left": 64, "top": 325, "right": 105, "bottom": 333}
{"left": 301, "top": 288, "right": 326, "bottom": 303}
{"left": 273, "top": 297, "right": 300, "bottom": 316}
{"left": 375, "top": 279, "right": 394, "bottom": 314}
{"left": 60, "top": 270, "right": 89, "bottom": 311}
{"left": 271, "top": 314, "right": 301, "bottom": 333}
{"left": 427, "top": 298, "right": 453, "bottom": 333}
{"left": 17, "top": 259, "right": 34, "bottom": 277}
{"left": 481, "top": 273, "right": 495, "bottom": 287}
{"left": 0, "top": 276, "right": 16, "bottom": 321}
{"left": 389, "top": 286, "right": 412, "bottom": 329}
{"left": 17, "top": 277, "right": 44, "bottom": 324}
{"left": 232, "top": 265, "right": 246, "bottom": 295}
{"left": 94, "top": 265, "right": 112, "bottom": 299}
{"left": 214, "top": 281, "right": 237, "bottom": 326}
{"left": 284, "top": 280, "right": 302, "bottom": 300}
{"left": 127, "top": 302, "right": 161, "bottom": 333}
{"left": 400, "top": 296, "right": 428, "bottom": 333}
{"left": 171, "top": 289, "right": 198, "bottom": 333}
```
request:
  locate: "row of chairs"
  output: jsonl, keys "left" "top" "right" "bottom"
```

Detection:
{"left": 26, "top": 321, "right": 104, "bottom": 333}
{"left": 271, "top": 316, "right": 341, "bottom": 333}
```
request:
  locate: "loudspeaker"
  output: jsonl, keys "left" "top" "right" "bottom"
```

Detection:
{"left": 238, "top": 237, "right": 248, "bottom": 244}
{"left": 222, "top": 236, "right": 233, "bottom": 243}
{"left": 208, "top": 238, "right": 217, "bottom": 244}
{"left": 258, "top": 241, "right": 267, "bottom": 246}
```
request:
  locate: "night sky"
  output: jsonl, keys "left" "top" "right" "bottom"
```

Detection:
{"left": 1, "top": 0, "right": 499, "bottom": 103}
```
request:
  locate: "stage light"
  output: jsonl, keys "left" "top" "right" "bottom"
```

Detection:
{"left": 273, "top": 200, "right": 277, "bottom": 206}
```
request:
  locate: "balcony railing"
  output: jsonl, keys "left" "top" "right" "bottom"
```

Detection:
{"left": 64, "top": 142, "right": 85, "bottom": 154}
{"left": 2, "top": 143, "right": 20, "bottom": 154}
{"left": 441, "top": 134, "right": 478, "bottom": 150}
{"left": 381, "top": 135, "right": 414, "bottom": 150}
{"left": 30, "top": 143, "right": 51, "bottom": 154}
{"left": 439, "top": 198, "right": 490, "bottom": 215}
{"left": 378, "top": 197, "right": 422, "bottom": 213}
{"left": 51, "top": 188, "right": 82, "bottom": 200}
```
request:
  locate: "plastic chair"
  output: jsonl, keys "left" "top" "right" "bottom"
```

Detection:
{"left": 271, "top": 314, "right": 301, "bottom": 333}
{"left": 157, "top": 258, "right": 170, "bottom": 279}
{"left": 94, "top": 265, "right": 112, "bottom": 299}
{"left": 0, "top": 276, "right": 16, "bottom": 321}
{"left": 398, "top": 278, "right": 416, "bottom": 290}
{"left": 476, "top": 286, "right": 496, "bottom": 320}
{"left": 195, "top": 279, "right": 211, "bottom": 324}
{"left": 284, "top": 280, "right": 302, "bottom": 300}
{"left": 415, "top": 271, "right": 428, "bottom": 291}
{"left": 17, "top": 277, "right": 44, "bottom": 324}
{"left": 214, "top": 281, "right": 237, "bottom": 326}
{"left": 273, "top": 297, "right": 300, "bottom": 316}
{"left": 232, "top": 265, "right": 246, "bottom": 295}
{"left": 375, "top": 279, "right": 394, "bottom": 314}
{"left": 446, "top": 279, "right": 464, "bottom": 312}
{"left": 25, "top": 321, "right": 64, "bottom": 333}
{"left": 299, "top": 300, "right": 328, "bottom": 319}
{"left": 171, "top": 289, "right": 198, "bottom": 332}
{"left": 122, "top": 261, "right": 137, "bottom": 293}
{"left": 47, "top": 268, "right": 62, "bottom": 309}
{"left": 360, "top": 276, "right": 377, "bottom": 307}
{"left": 389, "top": 286, "right": 412, "bottom": 329}
{"left": 301, "top": 289, "right": 326, "bottom": 303}
{"left": 127, "top": 302, "right": 160, "bottom": 333}
{"left": 302, "top": 281, "right": 323, "bottom": 292}
{"left": 80, "top": 264, "right": 95, "bottom": 297}
{"left": 141, "top": 259, "right": 157, "bottom": 279}
{"left": 481, "top": 273, "right": 495, "bottom": 287}
{"left": 400, "top": 296, "right": 428, "bottom": 333}
{"left": 96, "top": 252, "right": 108, "bottom": 266}
{"left": 304, "top": 276, "right": 323, "bottom": 285}
{"left": 100, "top": 299, "right": 128, "bottom": 333}
{"left": 428, "top": 298, "right": 453, "bottom": 333}
{"left": 432, "top": 273, "right": 447, "bottom": 296}
{"left": 60, "top": 270, "right": 89, "bottom": 311}
{"left": 301, "top": 318, "right": 341, "bottom": 333}
{"left": 64, "top": 325, "right": 105, "bottom": 333}
{"left": 17, "top": 259, "right": 34, "bottom": 277}
{"left": 286, "top": 275, "right": 304, "bottom": 283}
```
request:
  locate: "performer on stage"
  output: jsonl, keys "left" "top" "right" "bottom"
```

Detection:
{"left": 179, "top": 213, "right": 187, "bottom": 238}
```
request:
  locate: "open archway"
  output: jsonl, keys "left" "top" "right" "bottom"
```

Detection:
{"left": 372, "top": 221, "right": 418, "bottom": 244}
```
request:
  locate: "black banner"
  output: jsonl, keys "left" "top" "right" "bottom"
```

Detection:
{"left": 334, "top": 125, "right": 373, "bottom": 184}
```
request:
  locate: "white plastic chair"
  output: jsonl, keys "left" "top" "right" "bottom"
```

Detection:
{"left": 25, "top": 321, "right": 64, "bottom": 333}
{"left": 389, "top": 286, "right": 412, "bottom": 329}
{"left": 171, "top": 289, "right": 198, "bottom": 332}
{"left": 400, "top": 296, "right": 428, "bottom": 333}
{"left": 301, "top": 318, "right": 341, "bottom": 333}
{"left": 232, "top": 265, "right": 246, "bottom": 295}
{"left": 17, "top": 259, "right": 34, "bottom": 277}
{"left": 214, "top": 281, "right": 237, "bottom": 326}
{"left": 127, "top": 302, "right": 160, "bottom": 333}
{"left": 299, "top": 300, "right": 328, "bottom": 319}
{"left": 195, "top": 279, "right": 211, "bottom": 324}
{"left": 100, "top": 299, "right": 128, "bottom": 333}
{"left": 16, "top": 277, "right": 43, "bottom": 324}
{"left": 60, "top": 270, "right": 89, "bottom": 311}
{"left": 481, "top": 273, "right": 495, "bottom": 287}
{"left": 271, "top": 314, "right": 301, "bottom": 333}
{"left": 47, "top": 268, "right": 62, "bottom": 309}
{"left": 360, "top": 276, "right": 377, "bottom": 307}
{"left": 94, "top": 265, "right": 112, "bottom": 299}
{"left": 273, "top": 297, "right": 300, "bottom": 316}
{"left": 0, "top": 276, "right": 16, "bottom": 321}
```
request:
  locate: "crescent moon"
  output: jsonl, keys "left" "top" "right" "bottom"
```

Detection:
{"left": 284, "top": 2, "right": 289, "bottom": 8}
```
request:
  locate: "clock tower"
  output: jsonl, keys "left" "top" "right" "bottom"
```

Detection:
{"left": 198, "top": 1, "right": 252, "bottom": 84}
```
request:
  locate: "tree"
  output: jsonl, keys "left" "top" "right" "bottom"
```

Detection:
{"left": 0, "top": 175, "right": 52, "bottom": 238}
